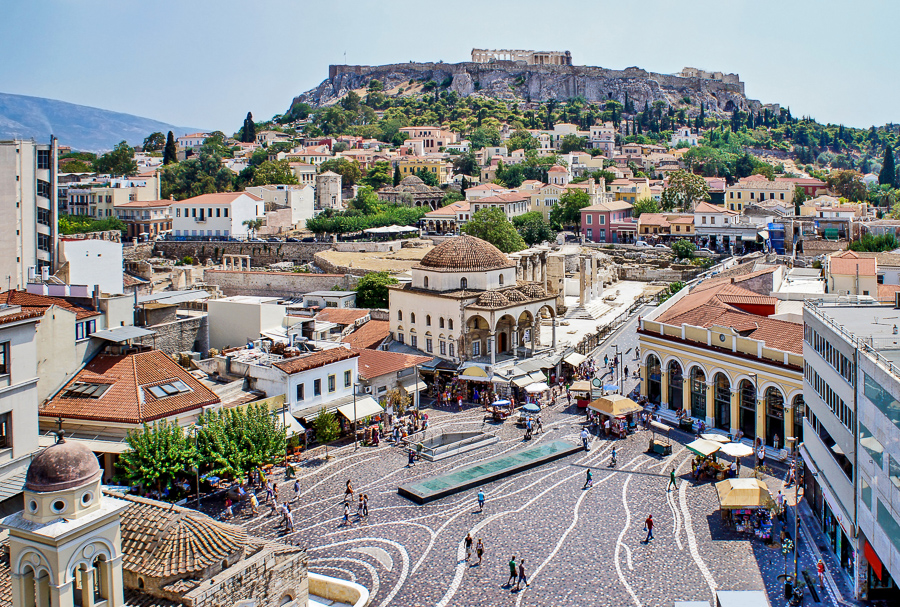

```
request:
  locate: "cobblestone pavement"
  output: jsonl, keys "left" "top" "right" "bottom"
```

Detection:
{"left": 227, "top": 393, "right": 835, "bottom": 607}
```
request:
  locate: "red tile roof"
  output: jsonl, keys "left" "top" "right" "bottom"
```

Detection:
{"left": 477, "top": 192, "right": 531, "bottom": 203}
{"left": 829, "top": 250, "right": 877, "bottom": 276}
{"left": 115, "top": 200, "right": 173, "bottom": 208}
{"left": 315, "top": 308, "right": 370, "bottom": 326}
{"left": 41, "top": 350, "right": 220, "bottom": 424}
{"left": 352, "top": 348, "right": 431, "bottom": 380}
{"left": 272, "top": 347, "right": 358, "bottom": 375}
{"left": 655, "top": 279, "right": 802, "bottom": 354}
{"left": 0, "top": 290, "right": 100, "bottom": 320}
{"left": 341, "top": 320, "right": 391, "bottom": 349}
{"left": 176, "top": 192, "right": 262, "bottom": 205}
{"left": 877, "top": 284, "right": 900, "bottom": 302}
{"left": 0, "top": 308, "right": 44, "bottom": 326}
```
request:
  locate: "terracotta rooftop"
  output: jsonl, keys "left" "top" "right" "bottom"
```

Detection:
{"left": 655, "top": 280, "right": 802, "bottom": 354}
{"left": 341, "top": 320, "right": 391, "bottom": 350}
{"left": 118, "top": 493, "right": 246, "bottom": 579}
{"left": 40, "top": 350, "right": 220, "bottom": 424}
{"left": 694, "top": 201, "right": 737, "bottom": 215}
{"left": 476, "top": 192, "right": 531, "bottom": 203}
{"left": 829, "top": 250, "right": 877, "bottom": 276}
{"left": 315, "top": 308, "right": 370, "bottom": 326}
{"left": 415, "top": 235, "right": 514, "bottom": 272}
{"left": 0, "top": 308, "right": 44, "bottom": 326}
{"left": 176, "top": 192, "right": 262, "bottom": 206}
{"left": 353, "top": 348, "right": 431, "bottom": 380}
{"left": 0, "top": 290, "right": 100, "bottom": 321}
{"left": 272, "top": 347, "right": 358, "bottom": 375}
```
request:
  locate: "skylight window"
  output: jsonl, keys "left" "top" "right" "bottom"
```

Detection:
{"left": 147, "top": 380, "right": 192, "bottom": 399}
{"left": 62, "top": 383, "right": 110, "bottom": 399}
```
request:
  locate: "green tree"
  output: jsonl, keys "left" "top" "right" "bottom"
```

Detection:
{"left": 163, "top": 131, "right": 177, "bottom": 165}
{"left": 661, "top": 169, "right": 709, "bottom": 211}
{"left": 58, "top": 214, "right": 127, "bottom": 235}
{"left": 512, "top": 211, "right": 557, "bottom": 245}
{"left": 559, "top": 134, "right": 587, "bottom": 153}
{"left": 93, "top": 141, "right": 138, "bottom": 176}
{"left": 197, "top": 403, "right": 286, "bottom": 480}
{"left": 319, "top": 158, "right": 363, "bottom": 186}
{"left": 452, "top": 152, "right": 479, "bottom": 177}
{"left": 880, "top": 144, "right": 896, "bottom": 188}
{"left": 312, "top": 407, "right": 341, "bottom": 458}
{"left": 355, "top": 271, "right": 399, "bottom": 308}
{"left": 549, "top": 189, "right": 591, "bottom": 229}
{"left": 826, "top": 170, "right": 867, "bottom": 202}
{"left": 393, "top": 165, "right": 402, "bottom": 186}
{"left": 505, "top": 129, "right": 539, "bottom": 153}
{"left": 242, "top": 218, "right": 264, "bottom": 237}
{"left": 120, "top": 420, "right": 197, "bottom": 496}
{"left": 362, "top": 161, "right": 393, "bottom": 190}
{"left": 349, "top": 186, "right": 381, "bottom": 214}
{"left": 469, "top": 126, "right": 500, "bottom": 150}
{"left": 251, "top": 159, "right": 298, "bottom": 186}
{"left": 241, "top": 112, "right": 256, "bottom": 143}
{"left": 734, "top": 153, "right": 754, "bottom": 179}
{"left": 849, "top": 233, "right": 898, "bottom": 252}
{"left": 59, "top": 159, "right": 93, "bottom": 173}
{"left": 142, "top": 132, "right": 166, "bottom": 152}
{"left": 671, "top": 239, "right": 696, "bottom": 259}
{"left": 461, "top": 207, "right": 526, "bottom": 253}
{"left": 415, "top": 168, "right": 439, "bottom": 186}
{"left": 630, "top": 198, "right": 661, "bottom": 218}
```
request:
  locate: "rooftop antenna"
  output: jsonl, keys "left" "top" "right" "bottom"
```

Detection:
{"left": 53, "top": 417, "right": 65, "bottom": 443}
{"left": 344, "top": 51, "right": 347, "bottom": 64}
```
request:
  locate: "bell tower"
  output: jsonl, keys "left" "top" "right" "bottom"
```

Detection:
{"left": 0, "top": 432, "right": 130, "bottom": 607}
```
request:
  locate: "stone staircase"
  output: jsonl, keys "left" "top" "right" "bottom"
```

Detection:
{"left": 563, "top": 300, "right": 612, "bottom": 320}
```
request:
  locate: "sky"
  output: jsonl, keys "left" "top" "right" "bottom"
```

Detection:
{"left": 2, "top": 1, "right": 897, "bottom": 133}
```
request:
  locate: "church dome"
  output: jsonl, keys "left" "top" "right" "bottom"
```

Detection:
{"left": 25, "top": 435, "right": 102, "bottom": 492}
{"left": 418, "top": 235, "right": 512, "bottom": 272}
{"left": 477, "top": 291, "right": 510, "bottom": 307}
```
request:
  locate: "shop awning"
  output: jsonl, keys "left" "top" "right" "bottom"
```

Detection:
{"left": 512, "top": 375, "right": 533, "bottom": 388}
{"left": 588, "top": 395, "right": 642, "bottom": 417}
{"left": 336, "top": 396, "right": 383, "bottom": 423}
{"left": 525, "top": 382, "right": 550, "bottom": 393}
{"left": 686, "top": 438, "right": 722, "bottom": 457}
{"left": 293, "top": 394, "right": 357, "bottom": 421}
{"left": 272, "top": 408, "right": 306, "bottom": 437}
{"left": 535, "top": 355, "right": 561, "bottom": 368}
{"left": 864, "top": 540, "right": 883, "bottom": 581}
{"left": 400, "top": 376, "right": 427, "bottom": 393}
{"left": 758, "top": 230, "right": 770, "bottom": 239}
{"left": 514, "top": 359, "right": 544, "bottom": 373}
{"left": 715, "top": 478, "right": 772, "bottom": 509}
{"left": 564, "top": 352, "right": 587, "bottom": 366}
{"left": 527, "top": 371, "right": 546, "bottom": 383}
{"left": 458, "top": 368, "right": 493, "bottom": 382}
{"left": 569, "top": 380, "right": 592, "bottom": 392}
{"left": 38, "top": 433, "right": 130, "bottom": 454}
{"left": 740, "top": 234, "right": 758, "bottom": 242}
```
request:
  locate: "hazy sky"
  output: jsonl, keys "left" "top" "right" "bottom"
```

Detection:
{"left": 3, "top": 1, "right": 897, "bottom": 133}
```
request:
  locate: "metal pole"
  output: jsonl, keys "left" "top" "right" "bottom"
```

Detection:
{"left": 353, "top": 386, "right": 358, "bottom": 450}
{"left": 283, "top": 403, "right": 288, "bottom": 459}
{"left": 794, "top": 443, "right": 802, "bottom": 583}
{"left": 415, "top": 365, "right": 420, "bottom": 415}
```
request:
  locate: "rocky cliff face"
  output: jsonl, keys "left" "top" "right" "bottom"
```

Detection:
{"left": 291, "top": 61, "right": 771, "bottom": 117}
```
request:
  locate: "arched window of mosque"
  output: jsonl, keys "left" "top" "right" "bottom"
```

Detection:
{"left": 424, "top": 276, "right": 429, "bottom": 288}
{"left": 460, "top": 277, "right": 468, "bottom": 289}
{"left": 426, "top": 315, "right": 431, "bottom": 326}
{"left": 439, "top": 317, "right": 445, "bottom": 329}
{"left": 499, "top": 274, "right": 504, "bottom": 285}
{"left": 398, "top": 310, "right": 402, "bottom": 321}
{"left": 448, "top": 319, "right": 454, "bottom": 330}
{"left": 410, "top": 313, "right": 416, "bottom": 323}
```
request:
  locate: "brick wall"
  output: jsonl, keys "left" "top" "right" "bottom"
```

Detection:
{"left": 135, "top": 314, "right": 208, "bottom": 354}
{"left": 154, "top": 240, "right": 403, "bottom": 266}
{"left": 186, "top": 548, "right": 309, "bottom": 607}
{"left": 204, "top": 270, "right": 357, "bottom": 298}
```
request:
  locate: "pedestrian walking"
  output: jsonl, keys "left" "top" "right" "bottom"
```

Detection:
{"left": 345, "top": 479, "right": 354, "bottom": 501}
{"left": 644, "top": 514, "right": 654, "bottom": 542}
{"left": 604, "top": 354, "right": 609, "bottom": 366}
{"left": 357, "top": 494, "right": 364, "bottom": 517}
{"left": 285, "top": 504, "right": 294, "bottom": 532}
{"left": 293, "top": 479, "right": 300, "bottom": 501}
{"left": 667, "top": 467, "right": 677, "bottom": 492}
{"left": 265, "top": 480, "right": 274, "bottom": 503}
{"left": 817, "top": 559, "right": 826, "bottom": 588}
{"left": 477, "top": 490, "right": 485, "bottom": 512}
{"left": 785, "top": 463, "right": 796, "bottom": 488}
{"left": 342, "top": 502, "right": 351, "bottom": 526}
{"left": 583, "top": 468, "right": 593, "bottom": 489}
{"left": 475, "top": 539, "right": 485, "bottom": 565}
{"left": 624, "top": 365, "right": 629, "bottom": 378}
{"left": 464, "top": 533, "right": 473, "bottom": 561}
{"left": 224, "top": 497, "right": 234, "bottom": 520}
{"left": 516, "top": 559, "right": 529, "bottom": 590}
{"left": 580, "top": 428, "right": 590, "bottom": 451}
{"left": 506, "top": 556, "right": 517, "bottom": 585}
{"left": 536, "top": 416, "right": 543, "bottom": 434}
{"left": 610, "top": 446, "right": 617, "bottom": 468}
{"left": 362, "top": 494, "right": 369, "bottom": 517}
{"left": 249, "top": 492, "right": 260, "bottom": 514}
{"left": 407, "top": 449, "right": 416, "bottom": 467}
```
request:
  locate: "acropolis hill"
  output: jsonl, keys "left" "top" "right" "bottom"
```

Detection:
{"left": 291, "top": 48, "right": 773, "bottom": 117}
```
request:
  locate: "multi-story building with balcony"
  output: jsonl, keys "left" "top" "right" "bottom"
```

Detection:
{"left": 801, "top": 299, "right": 900, "bottom": 603}
{"left": 170, "top": 192, "right": 263, "bottom": 239}
{"left": 0, "top": 138, "right": 58, "bottom": 287}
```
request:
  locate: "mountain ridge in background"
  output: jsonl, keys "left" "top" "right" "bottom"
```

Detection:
{"left": 0, "top": 91, "right": 202, "bottom": 153}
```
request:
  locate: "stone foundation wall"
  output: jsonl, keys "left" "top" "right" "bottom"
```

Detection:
{"left": 124, "top": 242, "right": 155, "bottom": 260}
{"left": 135, "top": 314, "right": 208, "bottom": 355}
{"left": 186, "top": 548, "right": 309, "bottom": 607}
{"left": 204, "top": 270, "right": 357, "bottom": 297}
{"left": 618, "top": 265, "right": 701, "bottom": 282}
{"left": 155, "top": 240, "right": 403, "bottom": 266}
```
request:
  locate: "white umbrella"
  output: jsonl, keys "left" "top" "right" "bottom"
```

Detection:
{"left": 525, "top": 382, "right": 550, "bottom": 393}
{"left": 701, "top": 433, "right": 731, "bottom": 444}
{"left": 719, "top": 442, "right": 754, "bottom": 458}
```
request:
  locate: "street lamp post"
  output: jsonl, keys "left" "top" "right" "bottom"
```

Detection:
{"left": 189, "top": 426, "right": 200, "bottom": 511}
{"left": 614, "top": 344, "right": 621, "bottom": 393}
{"left": 353, "top": 385, "right": 358, "bottom": 451}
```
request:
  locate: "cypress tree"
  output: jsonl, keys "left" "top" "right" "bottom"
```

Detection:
{"left": 163, "top": 131, "right": 177, "bottom": 165}
{"left": 241, "top": 112, "right": 256, "bottom": 143}
{"left": 880, "top": 144, "right": 896, "bottom": 187}
{"left": 460, "top": 176, "right": 468, "bottom": 196}
{"left": 393, "top": 165, "right": 401, "bottom": 186}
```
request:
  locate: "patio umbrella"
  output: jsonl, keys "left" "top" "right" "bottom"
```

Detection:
{"left": 522, "top": 403, "right": 541, "bottom": 413}
{"left": 602, "top": 384, "right": 619, "bottom": 392}
{"left": 525, "top": 382, "right": 550, "bottom": 393}
{"left": 686, "top": 438, "right": 722, "bottom": 458}
{"left": 701, "top": 433, "right": 731, "bottom": 444}
{"left": 715, "top": 478, "right": 773, "bottom": 509}
{"left": 719, "top": 442, "right": 754, "bottom": 458}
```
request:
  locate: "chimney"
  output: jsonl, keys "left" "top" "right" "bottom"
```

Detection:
{"left": 41, "top": 267, "right": 50, "bottom": 281}
{"left": 92, "top": 284, "right": 100, "bottom": 310}
{"left": 895, "top": 291, "right": 900, "bottom": 310}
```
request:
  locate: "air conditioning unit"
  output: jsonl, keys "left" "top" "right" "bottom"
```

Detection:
{"left": 363, "top": 386, "right": 372, "bottom": 394}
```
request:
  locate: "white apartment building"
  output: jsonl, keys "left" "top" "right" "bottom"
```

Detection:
{"left": 245, "top": 183, "right": 315, "bottom": 226}
{"left": 171, "top": 192, "right": 263, "bottom": 239}
{"left": 207, "top": 295, "right": 287, "bottom": 350}
{"left": 802, "top": 300, "right": 900, "bottom": 603}
{"left": 589, "top": 122, "right": 616, "bottom": 154}
{"left": 0, "top": 138, "right": 58, "bottom": 288}
{"left": 176, "top": 132, "right": 210, "bottom": 148}
{"left": 57, "top": 238, "right": 124, "bottom": 295}
{"left": 0, "top": 305, "right": 42, "bottom": 512}
{"left": 66, "top": 174, "right": 160, "bottom": 217}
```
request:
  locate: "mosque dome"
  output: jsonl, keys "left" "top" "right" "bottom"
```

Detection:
{"left": 25, "top": 434, "right": 102, "bottom": 493}
{"left": 418, "top": 235, "right": 513, "bottom": 272}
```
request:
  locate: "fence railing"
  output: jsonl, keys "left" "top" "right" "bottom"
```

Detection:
{"left": 400, "top": 429, "right": 497, "bottom": 459}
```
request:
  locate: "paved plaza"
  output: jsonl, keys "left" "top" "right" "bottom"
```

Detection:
{"left": 230, "top": 394, "right": 836, "bottom": 607}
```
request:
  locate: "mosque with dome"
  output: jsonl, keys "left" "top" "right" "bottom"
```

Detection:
{"left": 389, "top": 235, "right": 558, "bottom": 369}
{"left": 0, "top": 433, "right": 309, "bottom": 607}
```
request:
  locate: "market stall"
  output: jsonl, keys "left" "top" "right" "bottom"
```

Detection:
{"left": 687, "top": 438, "right": 727, "bottom": 480}
{"left": 648, "top": 420, "right": 672, "bottom": 455}
{"left": 588, "top": 395, "right": 642, "bottom": 435}
{"left": 715, "top": 478, "right": 775, "bottom": 540}
{"left": 569, "top": 380, "right": 593, "bottom": 408}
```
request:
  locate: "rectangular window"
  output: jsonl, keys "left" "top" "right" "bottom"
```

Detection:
{"left": 37, "top": 207, "right": 51, "bottom": 226}
{"left": 440, "top": 341, "right": 446, "bottom": 355}
{"left": 37, "top": 149, "right": 50, "bottom": 170}
{"left": 411, "top": 335, "right": 418, "bottom": 348}
{"left": 224, "top": 208, "right": 229, "bottom": 217}
{"left": 586, "top": 228, "right": 592, "bottom": 239}
{"left": 37, "top": 179, "right": 51, "bottom": 199}
{"left": 176, "top": 208, "right": 181, "bottom": 217}
{"left": 296, "top": 383, "right": 305, "bottom": 401}
{"left": 861, "top": 477, "right": 872, "bottom": 510}
{"left": 860, "top": 422, "right": 884, "bottom": 468}
{"left": 216, "top": 208, "right": 221, "bottom": 217}
{"left": 426, "top": 338, "right": 433, "bottom": 353}
{"left": 397, "top": 333, "right": 404, "bottom": 344}
{"left": 586, "top": 215, "right": 592, "bottom": 225}
{"left": 37, "top": 234, "right": 51, "bottom": 252}
{"left": 0, "top": 342, "right": 9, "bottom": 375}
{"left": 472, "top": 340, "right": 480, "bottom": 356}
{"left": 344, "top": 370, "right": 352, "bottom": 388}
{"left": 890, "top": 454, "right": 900, "bottom": 493}
{"left": 313, "top": 378, "right": 321, "bottom": 396}
{"left": 876, "top": 500, "right": 900, "bottom": 553}
{"left": 599, "top": 229, "right": 606, "bottom": 239}
{"left": 328, "top": 374, "right": 336, "bottom": 392}
{"left": 86, "top": 320, "right": 96, "bottom": 335}
{"left": 599, "top": 215, "right": 605, "bottom": 225}
{"left": 863, "top": 371, "right": 900, "bottom": 431}
{"left": 76, "top": 322, "right": 85, "bottom": 340}
{"left": 0, "top": 412, "right": 9, "bottom": 449}
{"left": 449, "top": 343, "right": 455, "bottom": 357}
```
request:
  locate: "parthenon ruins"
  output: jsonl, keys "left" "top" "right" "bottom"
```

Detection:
{"left": 471, "top": 48, "right": 573, "bottom": 66}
